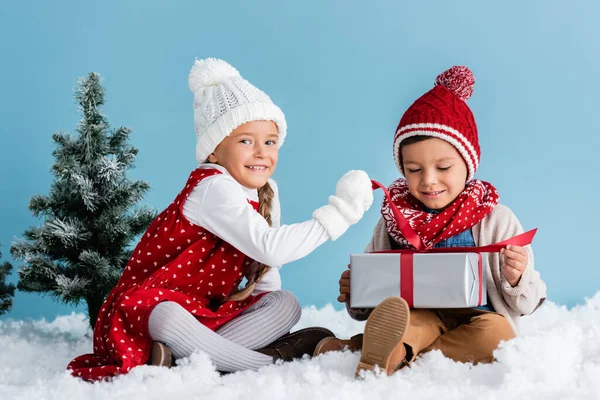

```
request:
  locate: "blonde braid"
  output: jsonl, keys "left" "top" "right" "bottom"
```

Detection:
{"left": 226, "top": 181, "right": 274, "bottom": 301}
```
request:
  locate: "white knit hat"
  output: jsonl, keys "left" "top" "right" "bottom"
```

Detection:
{"left": 189, "top": 58, "right": 287, "bottom": 164}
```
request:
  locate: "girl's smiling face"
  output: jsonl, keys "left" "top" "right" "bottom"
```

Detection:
{"left": 208, "top": 120, "right": 279, "bottom": 189}
{"left": 401, "top": 137, "right": 468, "bottom": 211}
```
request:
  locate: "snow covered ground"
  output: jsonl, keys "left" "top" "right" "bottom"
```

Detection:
{"left": 1, "top": 294, "right": 599, "bottom": 400}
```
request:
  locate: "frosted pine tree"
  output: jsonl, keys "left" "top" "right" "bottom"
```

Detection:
{"left": 11, "top": 73, "right": 156, "bottom": 328}
{"left": 0, "top": 246, "right": 16, "bottom": 316}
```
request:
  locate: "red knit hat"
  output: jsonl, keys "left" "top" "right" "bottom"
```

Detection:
{"left": 393, "top": 66, "right": 480, "bottom": 181}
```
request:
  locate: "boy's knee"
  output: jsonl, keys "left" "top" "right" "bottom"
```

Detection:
{"left": 473, "top": 313, "right": 515, "bottom": 359}
{"left": 479, "top": 313, "right": 515, "bottom": 341}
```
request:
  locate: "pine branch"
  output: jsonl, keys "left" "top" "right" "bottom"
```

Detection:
{"left": 69, "top": 173, "right": 99, "bottom": 212}
{"left": 44, "top": 217, "right": 92, "bottom": 248}
{"left": 0, "top": 246, "right": 16, "bottom": 316}
{"left": 108, "top": 127, "right": 131, "bottom": 151}
{"left": 97, "top": 155, "right": 123, "bottom": 184}
{"left": 128, "top": 207, "right": 158, "bottom": 236}
{"left": 29, "top": 194, "right": 51, "bottom": 217}
{"left": 116, "top": 145, "right": 139, "bottom": 168}
{"left": 54, "top": 275, "right": 91, "bottom": 305}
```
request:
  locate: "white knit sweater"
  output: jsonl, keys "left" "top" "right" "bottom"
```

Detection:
{"left": 348, "top": 204, "right": 547, "bottom": 334}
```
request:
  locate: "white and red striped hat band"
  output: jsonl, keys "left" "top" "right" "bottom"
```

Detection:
{"left": 394, "top": 123, "right": 479, "bottom": 181}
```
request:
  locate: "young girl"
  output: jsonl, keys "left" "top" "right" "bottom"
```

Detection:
{"left": 314, "top": 66, "right": 547, "bottom": 376}
{"left": 67, "top": 58, "right": 374, "bottom": 380}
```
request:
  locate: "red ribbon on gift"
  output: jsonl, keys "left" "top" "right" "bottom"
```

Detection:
{"left": 397, "top": 252, "right": 484, "bottom": 308}
{"left": 370, "top": 180, "right": 537, "bottom": 307}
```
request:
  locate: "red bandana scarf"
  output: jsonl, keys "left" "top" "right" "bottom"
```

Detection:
{"left": 381, "top": 178, "right": 500, "bottom": 249}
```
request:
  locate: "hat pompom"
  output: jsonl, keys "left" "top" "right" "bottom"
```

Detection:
{"left": 189, "top": 58, "right": 241, "bottom": 93}
{"left": 435, "top": 66, "right": 475, "bottom": 102}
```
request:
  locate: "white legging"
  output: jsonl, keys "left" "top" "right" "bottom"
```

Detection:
{"left": 148, "top": 290, "right": 301, "bottom": 372}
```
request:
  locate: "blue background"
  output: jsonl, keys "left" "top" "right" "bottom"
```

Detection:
{"left": 1, "top": 0, "right": 598, "bottom": 321}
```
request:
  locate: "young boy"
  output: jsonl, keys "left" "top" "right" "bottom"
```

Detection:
{"left": 314, "top": 66, "right": 547, "bottom": 377}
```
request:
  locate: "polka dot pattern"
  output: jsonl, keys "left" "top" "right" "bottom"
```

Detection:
{"left": 67, "top": 168, "right": 266, "bottom": 381}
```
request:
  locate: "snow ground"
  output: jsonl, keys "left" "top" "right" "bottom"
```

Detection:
{"left": 1, "top": 294, "right": 599, "bottom": 400}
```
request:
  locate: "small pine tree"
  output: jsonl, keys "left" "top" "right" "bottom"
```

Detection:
{"left": 11, "top": 73, "right": 156, "bottom": 328}
{"left": 0, "top": 246, "right": 16, "bottom": 316}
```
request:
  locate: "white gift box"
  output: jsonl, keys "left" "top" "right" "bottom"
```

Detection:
{"left": 349, "top": 252, "right": 487, "bottom": 309}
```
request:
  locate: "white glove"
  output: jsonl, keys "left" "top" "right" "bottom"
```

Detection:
{"left": 313, "top": 170, "right": 374, "bottom": 240}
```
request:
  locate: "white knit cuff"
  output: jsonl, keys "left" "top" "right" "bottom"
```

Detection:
{"left": 501, "top": 264, "right": 532, "bottom": 296}
{"left": 312, "top": 204, "right": 350, "bottom": 241}
{"left": 195, "top": 102, "right": 287, "bottom": 164}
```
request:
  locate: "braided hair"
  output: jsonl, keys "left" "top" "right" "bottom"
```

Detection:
{"left": 226, "top": 181, "right": 274, "bottom": 301}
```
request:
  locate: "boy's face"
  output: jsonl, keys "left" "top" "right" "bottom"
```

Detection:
{"left": 208, "top": 120, "right": 279, "bottom": 189}
{"left": 401, "top": 137, "right": 468, "bottom": 211}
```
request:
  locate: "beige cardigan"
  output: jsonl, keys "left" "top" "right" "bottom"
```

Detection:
{"left": 347, "top": 204, "right": 547, "bottom": 334}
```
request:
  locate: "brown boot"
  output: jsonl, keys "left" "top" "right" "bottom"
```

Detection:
{"left": 256, "top": 327, "right": 334, "bottom": 361}
{"left": 355, "top": 297, "right": 410, "bottom": 377}
{"left": 313, "top": 334, "right": 363, "bottom": 356}
{"left": 149, "top": 342, "right": 173, "bottom": 368}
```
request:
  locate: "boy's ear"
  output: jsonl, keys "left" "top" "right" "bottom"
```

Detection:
{"left": 207, "top": 153, "right": 217, "bottom": 163}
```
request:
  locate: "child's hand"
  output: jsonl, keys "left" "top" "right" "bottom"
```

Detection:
{"left": 500, "top": 245, "right": 528, "bottom": 287}
{"left": 337, "top": 264, "right": 351, "bottom": 303}
{"left": 313, "top": 170, "right": 373, "bottom": 241}
{"left": 335, "top": 170, "right": 374, "bottom": 213}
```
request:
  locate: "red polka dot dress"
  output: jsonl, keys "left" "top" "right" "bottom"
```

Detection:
{"left": 67, "top": 168, "right": 266, "bottom": 381}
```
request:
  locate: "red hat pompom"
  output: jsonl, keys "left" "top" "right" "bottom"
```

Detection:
{"left": 435, "top": 66, "right": 475, "bottom": 102}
